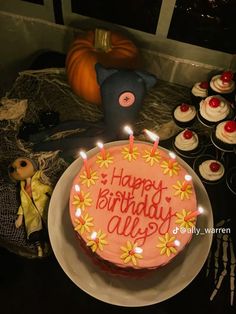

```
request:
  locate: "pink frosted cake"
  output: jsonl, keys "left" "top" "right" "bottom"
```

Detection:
{"left": 69, "top": 141, "right": 198, "bottom": 276}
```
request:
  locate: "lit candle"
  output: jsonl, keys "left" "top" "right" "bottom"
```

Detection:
{"left": 168, "top": 151, "right": 176, "bottom": 168}
{"left": 80, "top": 151, "right": 91, "bottom": 178}
{"left": 144, "top": 129, "right": 160, "bottom": 156}
{"left": 130, "top": 246, "right": 143, "bottom": 255}
{"left": 74, "top": 184, "right": 84, "bottom": 202}
{"left": 166, "top": 239, "right": 181, "bottom": 248}
{"left": 97, "top": 141, "right": 106, "bottom": 160}
{"left": 124, "top": 125, "right": 134, "bottom": 153}
{"left": 184, "top": 206, "right": 204, "bottom": 221}
{"left": 181, "top": 174, "right": 192, "bottom": 191}
{"left": 90, "top": 231, "right": 99, "bottom": 243}
{"left": 75, "top": 208, "right": 85, "bottom": 224}
{"left": 90, "top": 231, "right": 97, "bottom": 240}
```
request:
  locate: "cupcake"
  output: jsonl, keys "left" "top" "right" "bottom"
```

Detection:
{"left": 191, "top": 81, "right": 209, "bottom": 107}
{"left": 174, "top": 129, "right": 200, "bottom": 156}
{"left": 173, "top": 103, "right": 197, "bottom": 128}
{"left": 198, "top": 95, "right": 232, "bottom": 127}
{"left": 209, "top": 71, "right": 235, "bottom": 103}
{"left": 211, "top": 120, "right": 236, "bottom": 152}
{"left": 198, "top": 159, "right": 225, "bottom": 184}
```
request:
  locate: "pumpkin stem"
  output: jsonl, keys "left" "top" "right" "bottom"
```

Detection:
{"left": 94, "top": 29, "right": 112, "bottom": 53}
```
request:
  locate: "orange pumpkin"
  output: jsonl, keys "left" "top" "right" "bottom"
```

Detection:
{"left": 66, "top": 29, "right": 140, "bottom": 105}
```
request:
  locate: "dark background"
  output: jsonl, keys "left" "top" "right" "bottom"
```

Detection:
{"left": 20, "top": 0, "right": 236, "bottom": 53}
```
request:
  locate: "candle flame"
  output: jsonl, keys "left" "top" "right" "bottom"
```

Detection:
{"left": 124, "top": 125, "right": 133, "bottom": 135}
{"left": 97, "top": 141, "right": 104, "bottom": 149}
{"left": 80, "top": 151, "right": 87, "bottom": 160}
{"left": 91, "top": 231, "right": 97, "bottom": 240}
{"left": 144, "top": 129, "right": 160, "bottom": 142}
{"left": 134, "top": 247, "right": 143, "bottom": 254}
{"left": 75, "top": 208, "right": 82, "bottom": 217}
{"left": 169, "top": 151, "right": 176, "bottom": 160}
{"left": 184, "top": 174, "right": 192, "bottom": 182}
{"left": 74, "top": 184, "right": 80, "bottom": 192}
{"left": 198, "top": 206, "right": 204, "bottom": 214}
{"left": 174, "top": 239, "right": 181, "bottom": 247}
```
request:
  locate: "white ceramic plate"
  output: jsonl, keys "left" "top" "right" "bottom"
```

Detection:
{"left": 48, "top": 141, "right": 213, "bottom": 307}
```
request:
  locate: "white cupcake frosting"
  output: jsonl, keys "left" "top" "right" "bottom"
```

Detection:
{"left": 174, "top": 105, "right": 196, "bottom": 122}
{"left": 199, "top": 160, "right": 224, "bottom": 181}
{"left": 174, "top": 130, "right": 199, "bottom": 151}
{"left": 216, "top": 121, "right": 236, "bottom": 144}
{"left": 199, "top": 95, "right": 231, "bottom": 122}
{"left": 210, "top": 74, "right": 235, "bottom": 94}
{"left": 191, "top": 82, "right": 208, "bottom": 98}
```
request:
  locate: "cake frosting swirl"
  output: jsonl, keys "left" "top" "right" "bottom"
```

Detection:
{"left": 199, "top": 160, "right": 224, "bottom": 182}
{"left": 199, "top": 95, "right": 231, "bottom": 122}
{"left": 215, "top": 121, "right": 236, "bottom": 144}
{"left": 174, "top": 104, "right": 196, "bottom": 122}
{"left": 174, "top": 130, "right": 199, "bottom": 151}
{"left": 210, "top": 72, "right": 235, "bottom": 94}
{"left": 191, "top": 82, "right": 208, "bottom": 98}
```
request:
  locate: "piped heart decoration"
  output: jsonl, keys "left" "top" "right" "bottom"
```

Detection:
{"left": 101, "top": 179, "right": 108, "bottom": 185}
{"left": 165, "top": 196, "right": 171, "bottom": 203}
{"left": 101, "top": 173, "right": 107, "bottom": 178}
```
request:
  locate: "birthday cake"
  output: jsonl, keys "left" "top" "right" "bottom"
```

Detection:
{"left": 69, "top": 141, "right": 198, "bottom": 275}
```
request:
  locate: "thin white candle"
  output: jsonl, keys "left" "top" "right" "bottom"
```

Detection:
{"left": 144, "top": 129, "right": 160, "bottom": 156}
{"left": 97, "top": 141, "right": 106, "bottom": 160}
{"left": 75, "top": 208, "right": 85, "bottom": 224}
{"left": 124, "top": 125, "right": 134, "bottom": 153}
{"left": 182, "top": 174, "right": 192, "bottom": 190}
{"left": 74, "top": 184, "right": 84, "bottom": 202}
{"left": 80, "top": 151, "right": 91, "bottom": 178}
{"left": 168, "top": 151, "right": 176, "bottom": 168}
{"left": 185, "top": 206, "right": 204, "bottom": 221}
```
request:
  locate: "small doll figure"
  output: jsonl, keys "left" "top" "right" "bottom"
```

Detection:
{"left": 8, "top": 157, "right": 52, "bottom": 257}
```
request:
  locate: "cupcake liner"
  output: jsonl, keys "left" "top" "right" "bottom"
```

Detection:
{"left": 190, "top": 94, "right": 205, "bottom": 109}
{"left": 172, "top": 115, "right": 196, "bottom": 129}
{"left": 197, "top": 109, "right": 234, "bottom": 129}
{"left": 197, "top": 111, "right": 216, "bottom": 128}
{"left": 193, "top": 154, "right": 225, "bottom": 185}
{"left": 172, "top": 135, "right": 205, "bottom": 159}
{"left": 210, "top": 131, "right": 235, "bottom": 153}
{"left": 208, "top": 87, "right": 235, "bottom": 103}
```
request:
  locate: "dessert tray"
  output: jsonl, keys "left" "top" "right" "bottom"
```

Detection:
{"left": 48, "top": 141, "right": 213, "bottom": 307}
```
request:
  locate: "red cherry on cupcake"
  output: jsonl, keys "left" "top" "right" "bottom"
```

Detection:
{"left": 180, "top": 103, "right": 189, "bottom": 112}
{"left": 224, "top": 120, "right": 236, "bottom": 133}
{"left": 220, "top": 71, "right": 233, "bottom": 83}
{"left": 183, "top": 129, "right": 193, "bottom": 139}
{"left": 210, "top": 162, "right": 221, "bottom": 172}
{"left": 209, "top": 97, "right": 220, "bottom": 108}
{"left": 199, "top": 81, "right": 209, "bottom": 89}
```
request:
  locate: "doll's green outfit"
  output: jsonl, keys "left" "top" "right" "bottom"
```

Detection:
{"left": 17, "top": 170, "right": 52, "bottom": 242}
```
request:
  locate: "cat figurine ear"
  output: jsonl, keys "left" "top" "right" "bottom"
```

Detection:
{"left": 95, "top": 63, "right": 157, "bottom": 91}
{"left": 135, "top": 70, "right": 157, "bottom": 90}
{"left": 95, "top": 63, "right": 157, "bottom": 137}
{"left": 95, "top": 63, "right": 118, "bottom": 86}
